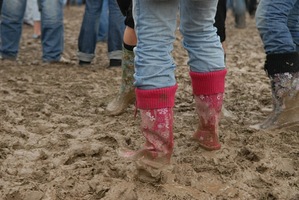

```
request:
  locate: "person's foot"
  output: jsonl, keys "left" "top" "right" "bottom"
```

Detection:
{"left": 43, "top": 56, "right": 73, "bottom": 64}
{"left": 32, "top": 34, "right": 41, "bottom": 39}
{"left": 108, "top": 59, "right": 121, "bottom": 68}
{"left": 79, "top": 60, "right": 91, "bottom": 66}
{"left": 0, "top": 55, "right": 17, "bottom": 61}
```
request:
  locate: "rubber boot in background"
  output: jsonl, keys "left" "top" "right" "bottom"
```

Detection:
{"left": 119, "top": 85, "right": 177, "bottom": 180}
{"left": 106, "top": 47, "right": 135, "bottom": 115}
{"left": 256, "top": 52, "right": 299, "bottom": 130}
{"left": 190, "top": 70, "right": 227, "bottom": 150}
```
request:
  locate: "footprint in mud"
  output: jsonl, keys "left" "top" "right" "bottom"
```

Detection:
{"left": 4, "top": 191, "right": 22, "bottom": 200}
{"left": 99, "top": 182, "right": 137, "bottom": 200}
{"left": 290, "top": 194, "right": 299, "bottom": 200}
{"left": 63, "top": 143, "right": 104, "bottom": 165}
{"left": 238, "top": 147, "right": 260, "bottom": 162}
{"left": 4, "top": 191, "right": 43, "bottom": 200}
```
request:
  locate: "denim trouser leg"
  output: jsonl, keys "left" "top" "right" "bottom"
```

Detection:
{"left": 256, "top": 0, "right": 299, "bottom": 54}
{"left": 108, "top": 0, "right": 125, "bottom": 60}
{"left": 77, "top": 0, "right": 103, "bottom": 62}
{"left": 180, "top": 0, "right": 225, "bottom": 73}
{"left": 33, "top": 0, "right": 41, "bottom": 21}
{"left": 0, "top": 0, "right": 27, "bottom": 59}
{"left": 98, "top": 0, "right": 108, "bottom": 42}
{"left": 133, "top": 0, "right": 225, "bottom": 89}
{"left": 0, "top": 0, "right": 3, "bottom": 53}
{"left": 288, "top": 0, "right": 299, "bottom": 52}
{"left": 232, "top": 0, "right": 247, "bottom": 15}
{"left": 24, "top": 0, "right": 34, "bottom": 25}
{"left": 39, "top": 0, "right": 64, "bottom": 62}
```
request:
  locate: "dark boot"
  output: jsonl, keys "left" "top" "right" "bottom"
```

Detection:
{"left": 257, "top": 52, "right": 299, "bottom": 129}
{"left": 106, "top": 47, "right": 135, "bottom": 116}
{"left": 190, "top": 70, "right": 227, "bottom": 150}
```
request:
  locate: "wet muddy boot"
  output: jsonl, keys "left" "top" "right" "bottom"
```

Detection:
{"left": 119, "top": 85, "right": 177, "bottom": 181}
{"left": 257, "top": 52, "right": 299, "bottom": 130}
{"left": 106, "top": 47, "right": 135, "bottom": 116}
{"left": 190, "top": 70, "right": 227, "bottom": 150}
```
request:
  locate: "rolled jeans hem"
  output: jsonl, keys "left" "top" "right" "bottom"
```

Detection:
{"left": 77, "top": 51, "right": 95, "bottom": 62}
{"left": 108, "top": 50, "right": 122, "bottom": 60}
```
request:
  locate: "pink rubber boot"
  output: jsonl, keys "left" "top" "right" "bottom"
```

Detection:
{"left": 190, "top": 70, "right": 227, "bottom": 151}
{"left": 120, "top": 85, "right": 177, "bottom": 169}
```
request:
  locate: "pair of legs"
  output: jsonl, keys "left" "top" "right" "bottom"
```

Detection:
{"left": 32, "top": 0, "right": 41, "bottom": 38}
{"left": 119, "top": 0, "right": 226, "bottom": 172}
{"left": 255, "top": 0, "right": 299, "bottom": 129}
{"left": 108, "top": 0, "right": 228, "bottom": 115}
{"left": 25, "top": 0, "right": 41, "bottom": 38}
{"left": 1, "top": 0, "right": 64, "bottom": 62}
{"left": 77, "top": 0, "right": 125, "bottom": 67}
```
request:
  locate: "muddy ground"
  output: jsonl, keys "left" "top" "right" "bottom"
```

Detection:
{"left": 0, "top": 6, "right": 298, "bottom": 200}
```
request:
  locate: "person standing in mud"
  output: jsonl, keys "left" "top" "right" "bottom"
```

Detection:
{"left": 107, "top": 0, "right": 229, "bottom": 116}
{"left": 77, "top": 0, "right": 125, "bottom": 67}
{"left": 0, "top": 0, "right": 67, "bottom": 63}
{"left": 121, "top": 0, "right": 226, "bottom": 178}
{"left": 255, "top": 0, "right": 299, "bottom": 129}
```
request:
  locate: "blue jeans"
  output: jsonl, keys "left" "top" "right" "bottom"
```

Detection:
{"left": 256, "top": 0, "right": 299, "bottom": 54}
{"left": 108, "top": 0, "right": 125, "bottom": 60}
{"left": 77, "top": 0, "right": 125, "bottom": 62}
{"left": 0, "top": 0, "right": 64, "bottom": 61}
{"left": 133, "top": 0, "right": 225, "bottom": 89}
{"left": 69, "top": 0, "right": 83, "bottom": 5}
{"left": 98, "top": 0, "right": 108, "bottom": 42}
{"left": 0, "top": 0, "right": 2, "bottom": 50}
{"left": 227, "top": 0, "right": 247, "bottom": 16}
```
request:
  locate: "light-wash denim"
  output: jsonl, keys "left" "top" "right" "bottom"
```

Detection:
{"left": 32, "top": 0, "right": 41, "bottom": 21}
{"left": 255, "top": 0, "right": 299, "bottom": 54}
{"left": 0, "top": 0, "right": 64, "bottom": 61}
{"left": 227, "top": 0, "right": 247, "bottom": 16}
{"left": 77, "top": 0, "right": 125, "bottom": 62}
{"left": 24, "top": 0, "right": 40, "bottom": 24}
{"left": 132, "top": 0, "right": 225, "bottom": 89}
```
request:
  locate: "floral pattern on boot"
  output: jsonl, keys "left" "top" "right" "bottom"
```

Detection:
{"left": 193, "top": 93, "right": 223, "bottom": 150}
{"left": 119, "top": 107, "right": 174, "bottom": 169}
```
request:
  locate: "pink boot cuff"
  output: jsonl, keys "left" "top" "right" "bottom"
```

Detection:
{"left": 136, "top": 85, "right": 178, "bottom": 109}
{"left": 190, "top": 69, "right": 227, "bottom": 95}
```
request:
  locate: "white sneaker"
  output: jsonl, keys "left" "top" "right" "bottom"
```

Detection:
{"left": 44, "top": 56, "right": 74, "bottom": 64}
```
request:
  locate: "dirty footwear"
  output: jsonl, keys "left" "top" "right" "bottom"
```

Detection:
{"left": 190, "top": 70, "right": 227, "bottom": 150}
{"left": 255, "top": 52, "right": 299, "bottom": 130}
{"left": 119, "top": 85, "right": 177, "bottom": 181}
{"left": 106, "top": 47, "right": 135, "bottom": 116}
